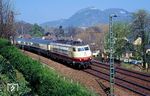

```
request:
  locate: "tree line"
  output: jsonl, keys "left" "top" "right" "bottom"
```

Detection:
{"left": 104, "top": 10, "right": 150, "bottom": 69}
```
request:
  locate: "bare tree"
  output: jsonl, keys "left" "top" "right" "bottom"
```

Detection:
{"left": 0, "top": 0, "right": 15, "bottom": 39}
{"left": 15, "top": 21, "right": 32, "bottom": 35}
{"left": 74, "top": 25, "right": 108, "bottom": 51}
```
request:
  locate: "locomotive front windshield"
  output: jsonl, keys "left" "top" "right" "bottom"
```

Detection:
{"left": 77, "top": 46, "right": 89, "bottom": 51}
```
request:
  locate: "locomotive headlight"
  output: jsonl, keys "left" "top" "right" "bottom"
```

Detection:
{"left": 79, "top": 59, "right": 82, "bottom": 61}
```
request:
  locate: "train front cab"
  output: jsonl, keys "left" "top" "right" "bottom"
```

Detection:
{"left": 72, "top": 45, "right": 92, "bottom": 68}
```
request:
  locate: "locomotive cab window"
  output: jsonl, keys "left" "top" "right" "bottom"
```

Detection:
{"left": 84, "top": 47, "right": 89, "bottom": 51}
{"left": 78, "top": 47, "right": 84, "bottom": 51}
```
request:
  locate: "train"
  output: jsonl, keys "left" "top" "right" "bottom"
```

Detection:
{"left": 15, "top": 38, "right": 92, "bottom": 69}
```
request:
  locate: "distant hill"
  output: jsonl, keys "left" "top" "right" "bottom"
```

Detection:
{"left": 41, "top": 7, "right": 132, "bottom": 27}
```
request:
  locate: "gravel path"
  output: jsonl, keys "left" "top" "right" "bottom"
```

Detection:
{"left": 22, "top": 50, "right": 140, "bottom": 96}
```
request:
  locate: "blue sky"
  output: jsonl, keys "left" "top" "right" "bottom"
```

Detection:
{"left": 15, "top": 0, "right": 150, "bottom": 24}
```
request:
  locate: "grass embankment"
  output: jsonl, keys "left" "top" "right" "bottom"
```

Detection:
{"left": 0, "top": 38, "right": 97, "bottom": 96}
{"left": 0, "top": 55, "right": 31, "bottom": 96}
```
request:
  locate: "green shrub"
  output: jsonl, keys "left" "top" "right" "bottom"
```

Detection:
{"left": 0, "top": 38, "right": 11, "bottom": 48}
{"left": 0, "top": 46, "right": 97, "bottom": 96}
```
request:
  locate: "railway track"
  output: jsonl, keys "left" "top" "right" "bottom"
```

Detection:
{"left": 92, "top": 60, "right": 150, "bottom": 82}
{"left": 83, "top": 60, "right": 150, "bottom": 96}
{"left": 21, "top": 48, "right": 150, "bottom": 95}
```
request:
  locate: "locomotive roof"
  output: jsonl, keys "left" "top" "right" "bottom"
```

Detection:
{"left": 54, "top": 39, "right": 86, "bottom": 46}
{"left": 16, "top": 38, "right": 87, "bottom": 46}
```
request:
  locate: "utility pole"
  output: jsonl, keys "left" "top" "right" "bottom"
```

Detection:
{"left": 140, "top": 20, "right": 146, "bottom": 69}
{"left": 109, "top": 14, "right": 117, "bottom": 96}
{"left": 21, "top": 25, "right": 24, "bottom": 36}
{"left": 59, "top": 25, "right": 64, "bottom": 39}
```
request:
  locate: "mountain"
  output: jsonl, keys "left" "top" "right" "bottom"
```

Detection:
{"left": 41, "top": 19, "right": 66, "bottom": 27}
{"left": 41, "top": 7, "right": 132, "bottom": 27}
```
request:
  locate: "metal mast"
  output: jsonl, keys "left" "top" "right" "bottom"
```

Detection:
{"left": 109, "top": 14, "right": 117, "bottom": 96}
